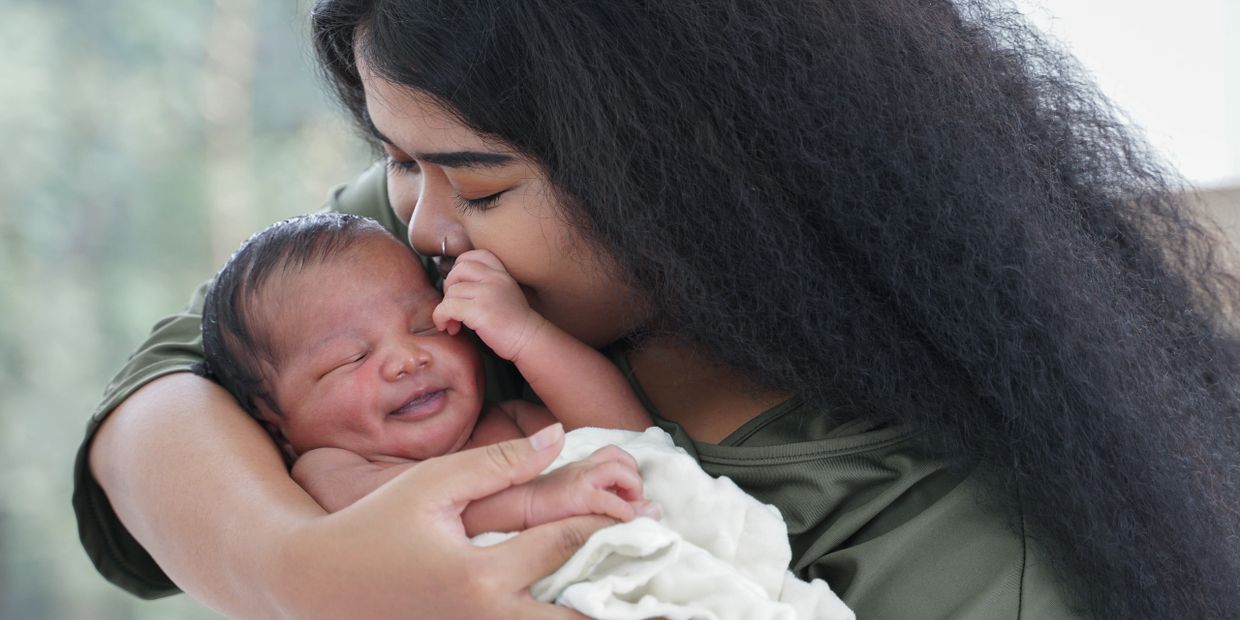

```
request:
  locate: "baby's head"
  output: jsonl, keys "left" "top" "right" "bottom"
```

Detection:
{"left": 200, "top": 213, "right": 485, "bottom": 462}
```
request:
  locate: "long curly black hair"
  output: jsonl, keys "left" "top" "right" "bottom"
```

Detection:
{"left": 311, "top": 0, "right": 1240, "bottom": 616}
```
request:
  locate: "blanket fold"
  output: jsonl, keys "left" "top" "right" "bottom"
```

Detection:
{"left": 474, "top": 427, "right": 854, "bottom": 620}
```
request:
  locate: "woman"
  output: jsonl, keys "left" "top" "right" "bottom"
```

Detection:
{"left": 77, "top": 0, "right": 1240, "bottom": 617}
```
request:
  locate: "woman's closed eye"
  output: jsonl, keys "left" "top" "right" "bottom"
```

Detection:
{"left": 385, "top": 153, "right": 503, "bottom": 213}
{"left": 386, "top": 156, "right": 420, "bottom": 175}
{"left": 454, "top": 191, "right": 505, "bottom": 214}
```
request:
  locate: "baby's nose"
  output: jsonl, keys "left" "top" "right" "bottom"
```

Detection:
{"left": 383, "top": 348, "right": 431, "bottom": 381}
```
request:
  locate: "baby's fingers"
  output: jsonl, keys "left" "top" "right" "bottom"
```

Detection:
{"left": 455, "top": 248, "right": 507, "bottom": 272}
{"left": 585, "top": 460, "right": 644, "bottom": 503}
{"left": 583, "top": 446, "right": 642, "bottom": 501}
{"left": 432, "top": 299, "right": 467, "bottom": 335}
{"left": 443, "top": 251, "right": 507, "bottom": 288}
{"left": 443, "top": 258, "right": 486, "bottom": 288}
{"left": 584, "top": 488, "right": 637, "bottom": 523}
{"left": 632, "top": 500, "right": 662, "bottom": 520}
{"left": 584, "top": 445, "right": 640, "bottom": 470}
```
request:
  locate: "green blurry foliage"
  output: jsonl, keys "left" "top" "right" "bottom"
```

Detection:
{"left": 0, "top": 1, "right": 370, "bottom": 617}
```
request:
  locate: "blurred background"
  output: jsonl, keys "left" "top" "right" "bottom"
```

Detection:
{"left": 0, "top": 1, "right": 1236, "bottom": 618}
{"left": 2, "top": 1, "right": 369, "bottom": 618}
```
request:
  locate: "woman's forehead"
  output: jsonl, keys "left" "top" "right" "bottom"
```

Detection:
{"left": 357, "top": 63, "right": 493, "bottom": 154}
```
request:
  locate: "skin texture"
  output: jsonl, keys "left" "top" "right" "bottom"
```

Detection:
{"left": 258, "top": 232, "right": 487, "bottom": 461}
{"left": 361, "top": 65, "right": 650, "bottom": 350}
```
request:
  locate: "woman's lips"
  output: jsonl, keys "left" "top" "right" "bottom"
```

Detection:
{"left": 388, "top": 389, "right": 446, "bottom": 421}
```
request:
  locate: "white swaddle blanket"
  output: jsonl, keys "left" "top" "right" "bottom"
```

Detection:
{"left": 473, "top": 427, "right": 854, "bottom": 620}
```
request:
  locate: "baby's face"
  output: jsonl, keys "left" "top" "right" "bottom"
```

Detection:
{"left": 259, "top": 233, "right": 485, "bottom": 462}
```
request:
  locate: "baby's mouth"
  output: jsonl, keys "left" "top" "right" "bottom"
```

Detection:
{"left": 389, "top": 389, "right": 446, "bottom": 420}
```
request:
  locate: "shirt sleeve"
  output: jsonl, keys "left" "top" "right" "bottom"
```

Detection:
{"left": 72, "top": 162, "right": 396, "bottom": 598}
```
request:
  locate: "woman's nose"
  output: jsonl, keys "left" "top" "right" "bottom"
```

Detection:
{"left": 382, "top": 344, "right": 431, "bottom": 382}
{"left": 405, "top": 190, "right": 445, "bottom": 258}
{"left": 401, "top": 170, "right": 471, "bottom": 264}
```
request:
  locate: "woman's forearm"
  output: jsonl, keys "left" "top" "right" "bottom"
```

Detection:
{"left": 91, "top": 374, "right": 611, "bottom": 619}
{"left": 89, "top": 372, "right": 324, "bottom": 618}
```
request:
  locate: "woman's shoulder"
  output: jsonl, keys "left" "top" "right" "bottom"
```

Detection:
{"left": 323, "top": 161, "right": 405, "bottom": 238}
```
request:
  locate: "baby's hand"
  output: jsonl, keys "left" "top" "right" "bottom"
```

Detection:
{"left": 433, "top": 249, "right": 547, "bottom": 361}
{"left": 523, "top": 445, "right": 658, "bottom": 527}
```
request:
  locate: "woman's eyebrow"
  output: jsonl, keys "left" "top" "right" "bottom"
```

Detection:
{"left": 419, "top": 151, "right": 515, "bottom": 169}
{"left": 365, "top": 113, "right": 516, "bottom": 169}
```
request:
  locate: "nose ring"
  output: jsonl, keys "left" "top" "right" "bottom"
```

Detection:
{"left": 436, "top": 236, "right": 456, "bottom": 278}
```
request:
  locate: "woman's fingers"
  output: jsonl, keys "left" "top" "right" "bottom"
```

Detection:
{"left": 404, "top": 424, "right": 567, "bottom": 516}
{"left": 490, "top": 513, "right": 618, "bottom": 583}
{"left": 286, "top": 424, "right": 593, "bottom": 619}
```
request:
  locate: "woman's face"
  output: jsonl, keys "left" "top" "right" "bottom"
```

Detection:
{"left": 358, "top": 60, "right": 649, "bottom": 348}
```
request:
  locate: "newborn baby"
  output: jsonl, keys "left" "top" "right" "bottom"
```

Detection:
{"left": 198, "top": 212, "right": 657, "bottom": 534}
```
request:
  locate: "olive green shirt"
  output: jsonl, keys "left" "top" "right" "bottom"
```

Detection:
{"left": 73, "top": 163, "right": 1084, "bottom": 618}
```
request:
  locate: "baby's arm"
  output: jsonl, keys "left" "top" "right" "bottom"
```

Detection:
{"left": 433, "top": 250, "right": 653, "bottom": 431}
{"left": 291, "top": 448, "right": 412, "bottom": 513}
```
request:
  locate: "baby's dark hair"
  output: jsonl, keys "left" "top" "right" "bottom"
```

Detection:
{"left": 196, "top": 212, "right": 391, "bottom": 420}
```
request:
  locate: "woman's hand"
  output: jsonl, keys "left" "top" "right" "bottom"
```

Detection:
{"left": 277, "top": 423, "right": 617, "bottom": 619}
{"left": 91, "top": 374, "right": 611, "bottom": 619}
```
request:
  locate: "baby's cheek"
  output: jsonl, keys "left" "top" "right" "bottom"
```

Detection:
{"left": 431, "top": 332, "right": 483, "bottom": 379}
{"left": 456, "top": 338, "right": 488, "bottom": 398}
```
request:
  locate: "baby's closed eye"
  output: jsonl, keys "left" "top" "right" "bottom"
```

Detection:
{"left": 315, "top": 351, "right": 368, "bottom": 380}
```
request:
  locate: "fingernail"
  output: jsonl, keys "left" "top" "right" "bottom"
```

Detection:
{"left": 529, "top": 423, "right": 564, "bottom": 451}
{"left": 636, "top": 501, "right": 662, "bottom": 520}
